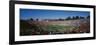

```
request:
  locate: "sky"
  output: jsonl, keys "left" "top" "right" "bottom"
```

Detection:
{"left": 20, "top": 8, "right": 90, "bottom": 20}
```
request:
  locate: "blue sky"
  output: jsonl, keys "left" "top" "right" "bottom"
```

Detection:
{"left": 20, "top": 8, "right": 90, "bottom": 20}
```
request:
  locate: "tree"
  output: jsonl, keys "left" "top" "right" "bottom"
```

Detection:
{"left": 75, "top": 16, "right": 80, "bottom": 19}
{"left": 59, "top": 18, "right": 64, "bottom": 21}
{"left": 87, "top": 15, "right": 90, "bottom": 19}
{"left": 66, "top": 16, "right": 71, "bottom": 20}
{"left": 72, "top": 16, "right": 75, "bottom": 19}
{"left": 36, "top": 18, "right": 39, "bottom": 21}
{"left": 30, "top": 18, "right": 33, "bottom": 21}
{"left": 80, "top": 16, "right": 84, "bottom": 19}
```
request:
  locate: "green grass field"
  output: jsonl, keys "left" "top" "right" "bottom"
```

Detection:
{"left": 39, "top": 25, "right": 79, "bottom": 33}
